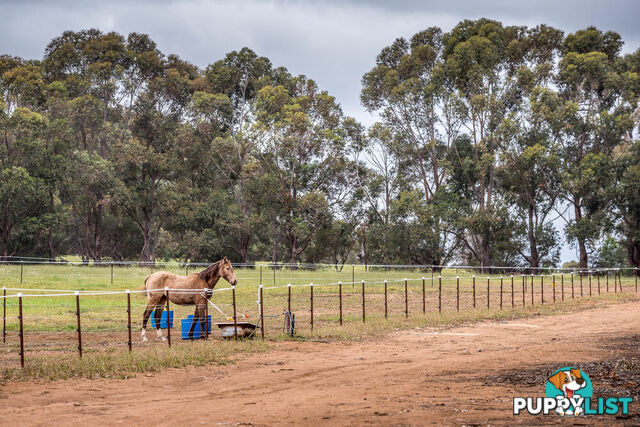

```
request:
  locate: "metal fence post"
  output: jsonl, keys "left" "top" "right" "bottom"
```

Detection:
{"left": 288, "top": 284, "right": 291, "bottom": 313}
{"left": 126, "top": 290, "right": 132, "bottom": 352}
{"left": 500, "top": 277, "right": 503, "bottom": 310}
{"left": 606, "top": 271, "right": 609, "bottom": 293}
{"left": 18, "top": 293, "right": 24, "bottom": 368}
{"left": 541, "top": 275, "right": 544, "bottom": 305}
{"left": 597, "top": 273, "right": 601, "bottom": 295}
{"left": 531, "top": 275, "right": 534, "bottom": 306}
{"left": 561, "top": 274, "right": 564, "bottom": 301}
{"left": 522, "top": 275, "right": 525, "bottom": 307}
{"left": 75, "top": 291, "right": 82, "bottom": 358}
{"left": 552, "top": 274, "right": 556, "bottom": 303}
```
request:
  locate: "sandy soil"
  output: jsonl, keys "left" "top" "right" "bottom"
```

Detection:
{"left": 1, "top": 300, "right": 638, "bottom": 425}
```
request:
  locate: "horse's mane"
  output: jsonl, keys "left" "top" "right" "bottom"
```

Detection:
{"left": 198, "top": 260, "right": 222, "bottom": 282}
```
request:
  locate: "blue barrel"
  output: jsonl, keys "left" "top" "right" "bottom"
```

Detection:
{"left": 150, "top": 310, "right": 173, "bottom": 329}
{"left": 181, "top": 315, "right": 212, "bottom": 339}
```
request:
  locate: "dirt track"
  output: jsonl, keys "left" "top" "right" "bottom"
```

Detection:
{"left": 1, "top": 300, "right": 639, "bottom": 425}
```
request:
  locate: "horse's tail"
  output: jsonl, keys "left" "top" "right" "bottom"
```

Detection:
{"left": 141, "top": 275, "right": 151, "bottom": 294}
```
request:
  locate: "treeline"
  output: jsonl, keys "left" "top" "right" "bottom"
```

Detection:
{"left": 0, "top": 19, "right": 639, "bottom": 269}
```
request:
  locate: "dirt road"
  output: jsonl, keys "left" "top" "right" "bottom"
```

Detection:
{"left": 1, "top": 300, "right": 638, "bottom": 425}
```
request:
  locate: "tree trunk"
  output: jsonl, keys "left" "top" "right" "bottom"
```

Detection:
{"left": 528, "top": 204, "right": 539, "bottom": 270}
{"left": 574, "top": 201, "right": 588, "bottom": 269}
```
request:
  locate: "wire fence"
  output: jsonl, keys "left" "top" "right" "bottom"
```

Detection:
{"left": 1, "top": 266, "right": 637, "bottom": 368}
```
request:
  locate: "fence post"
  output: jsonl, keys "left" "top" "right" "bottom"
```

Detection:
{"left": 75, "top": 291, "right": 82, "bottom": 358}
{"left": 487, "top": 277, "right": 490, "bottom": 310}
{"left": 617, "top": 269, "right": 622, "bottom": 293}
{"left": 552, "top": 274, "right": 556, "bottom": 303}
{"left": 20, "top": 261, "right": 24, "bottom": 284}
{"left": 510, "top": 276, "right": 514, "bottom": 308}
{"left": 232, "top": 286, "right": 238, "bottom": 340}
{"left": 165, "top": 287, "right": 172, "bottom": 346}
{"left": 384, "top": 280, "right": 388, "bottom": 319}
{"left": 438, "top": 276, "right": 442, "bottom": 314}
{"left": 500, "top": 277, "right": 503, "bottom": 310}
{"left": 472, "top": 276, "right": 476, "bottom": 308}
{"left": 584, "top": 272, "right": 587, "bottom": 297}
{"left": 531, "top": 275, "right": 534, "bottom": 306}
{"left": 597, "top": 272, "right": 601, "bottom": 295}
{"left": 2, "top": 287, "right": 5, "bottom": 343}
{"left": 338, "top": 282, "right": 343, "bottom": 325}
{"left": 522, "top": 275, "right": 525, "bottom": 307}
{"left": 126, "top": 290, "right": 132, "bottom": 352}
{"left": 422, "top": 277, "right": 426, "bottom": 314}
{"left": 310, "top": 284, "right": 314, "bottom": 332}
{"left": 561, "top": 274, "right": 564, "bottom": 302}
{"left": 636, "top": 268, "right": 638, "bottom": 293}
{"left": 571, "top": 273, "right": 575, "bottom": 299}
{"left": 361, "top": 280, "right": 365, "bottom": 323}
{"left": 260, "top": 285, "right": 265, "bottom": 339}
{"left": 202, "top": 288, "right": 208, "bottom": 342}
{"left": 404, "top": 278, "right": 408, "bottom": 319}
{"left": 541, "top": 275, "right": 544, "bottom": 305}
{"left": 18, "top": 293, "right": 24, "bottom": 368}
{"left": 456, "top": 277, "right": 460, "bottom": 312}
{"left": 606, "top": 271, "right": 609, "bottom": 293}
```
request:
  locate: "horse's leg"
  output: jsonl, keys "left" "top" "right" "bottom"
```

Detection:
{"left": 154, "top": 296, "right": 167, "bottom": 342}
{"left": 141, "top": 300, "right": 155, "bottom": 343}
{"left": 188, "top": 305, "right": 199, "bottom": 340}
{"left": 199, "top": 301, "right": 207, "bottom": 339}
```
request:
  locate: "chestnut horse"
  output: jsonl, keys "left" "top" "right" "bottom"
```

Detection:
{"left": 141, "top": 257, "right": 238, "bottom": 342}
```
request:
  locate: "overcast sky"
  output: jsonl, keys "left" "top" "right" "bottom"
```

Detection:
{"left": 2, "top": 0, "right": 638, "bottom": 263}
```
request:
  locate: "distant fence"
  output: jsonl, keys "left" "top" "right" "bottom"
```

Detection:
{"left": 1, "top": 266, "right": 637, "bottom": 368}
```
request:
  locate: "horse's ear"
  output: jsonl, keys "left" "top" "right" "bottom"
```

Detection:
{"left": 223, "top": 256, "right": 228, "bottom": 263}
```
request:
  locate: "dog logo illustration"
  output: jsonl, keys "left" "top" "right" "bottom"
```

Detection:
{"left": 545, "top": 367, "right": 593, "bottom": 416}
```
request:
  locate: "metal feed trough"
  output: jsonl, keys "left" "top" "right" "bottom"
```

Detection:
{"left": 215, "top": 321, "right": 258, "bottom": 338}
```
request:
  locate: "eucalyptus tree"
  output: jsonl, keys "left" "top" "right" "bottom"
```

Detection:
{"left": 255, "top": 75, "right": 354, "bottom": 264}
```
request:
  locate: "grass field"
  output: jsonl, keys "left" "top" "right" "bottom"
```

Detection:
{"left": 0, "top": 262, "right": 637, "bottom": 380}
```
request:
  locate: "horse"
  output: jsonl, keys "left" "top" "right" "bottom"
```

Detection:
{"left": 141, "top": 257, "right": 238, "bottom": 342}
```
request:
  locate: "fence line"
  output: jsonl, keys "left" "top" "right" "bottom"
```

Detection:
{"left": 0, "top": 268, "right": 637, "bottom": 369}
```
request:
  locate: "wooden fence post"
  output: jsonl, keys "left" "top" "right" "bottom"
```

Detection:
{"left": 165, "top": 288, "right": 172, "bottom": 346}
{"left": 75, "top": 292, "right": 82, "bottom": 358}
{"left": 510, "top": 276, "right": 514, "bottom": 308}
{"left": 126, "top": 290, "right": 132, "bottom": 352}
{"left": 606, "top": 271, "right": 609, "bottom": 293}
{"left": 202, "top": 288, "right": 208, "bottom": 341}
{"left": 522, "top": 275, "right": 525, "bottom": 307}
{"left": 500, "top": 277, "right": 503, "bottom": 310}
{"left": 531, "top": 275, "right": 534, "bottom": 306}
{"left": 288, "top": 284, "right": 291, "bottom": 313}
{"left": 584, "top": 272, "right": 587, "bottom": 297}
{"left": 541, "top": 275, "right": 544, "bottom": 305}
{"left": 422, "top": 277, "right": 426, "bottom": 314}
{"left": 472, "top": 276, "right": 476, "bottom": 308}
{"left": 18, "top": 293, "right": 24, "bottom": 368}
{"left": 232, "top": 286, "right": 238, "bottom": 340}
{"left": 456, "top": 277, "right": 460, "bottom": 312}
{"left": 260, "top": 285, "right": 265, "bottom": 339}
{"left": 384, "top": 280, "right": 388, "bottom": 319}
{"left": 361, "top": 280, "right": 365, "bottom": 323}
{"left": 404, "top": 278, "right": 408, "bottom": 319}
{"left": 552, "top": 274, "right": 556, "bottom": 303}
{"left": 338, "top": 282, "right": 343, "bottom": 325}
{"left": 2, "top": 287, "right": 5, "bottom": 343}
{"left": 438, "top": 276, "right": 442, "bottom": 314}
{"left": 561, "top": 274, "right": 564, "bottom": 301}
{"left": 309, "top": 284, "right": 314, "bottom": 331}
{"left": 597, "top": 273, "right": 601, "bottom": 295}
{"left": 487, "top": 277, "right": 490, "bottom": 309}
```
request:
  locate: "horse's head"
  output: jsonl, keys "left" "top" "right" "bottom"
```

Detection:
{"left": 219, "top": 257, "right": 238, "bottom": 286}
